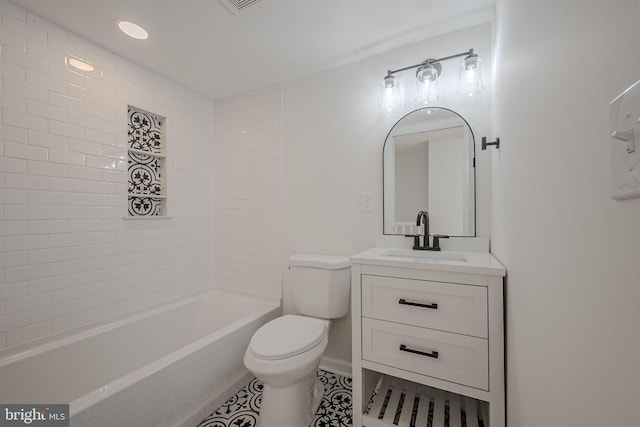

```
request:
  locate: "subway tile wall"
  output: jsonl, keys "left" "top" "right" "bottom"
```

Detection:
{"left": 213, "top": 88, "right": 282, "bottom": 299}
{"left": 0, "top": 0, "right": 215, "bottom": 350}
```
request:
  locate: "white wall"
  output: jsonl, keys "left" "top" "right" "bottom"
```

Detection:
{"left": 213, "top": 87, "right": 283, "bottom": 299}
{"left": 493, "top": 0, "right": 640, "bottom": 424}
{"left": 282, "top": 24, "right": 493, "bottom": 364}
{"left": 0, "top": 1, "right": 215, "bottom": 350}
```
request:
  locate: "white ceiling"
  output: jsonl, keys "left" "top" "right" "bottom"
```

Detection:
{"left": 10, "top": 0, "right": 495, "bottom": 100}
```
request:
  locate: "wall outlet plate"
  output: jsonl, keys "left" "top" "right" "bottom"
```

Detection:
{"left": 609, "top": 80, "right": 640, "bottom": 200}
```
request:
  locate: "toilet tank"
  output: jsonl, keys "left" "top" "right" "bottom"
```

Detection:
{"left": 289, "top": 254, "right": 351, "bottom": 319}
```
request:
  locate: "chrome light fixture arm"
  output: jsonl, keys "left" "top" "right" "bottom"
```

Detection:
{"left": 385, "top": 49, "right": 476, "bottom": 77}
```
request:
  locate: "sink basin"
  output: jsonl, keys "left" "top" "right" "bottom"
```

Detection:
{"left": 383, "top": 249, "right": 468, "bottom": 262}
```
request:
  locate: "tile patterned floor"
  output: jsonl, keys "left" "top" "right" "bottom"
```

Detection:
{"left": 196, "top": 370, "right": 352, "bottom": 427}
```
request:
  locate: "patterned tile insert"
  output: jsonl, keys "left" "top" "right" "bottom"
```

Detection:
{"left": 197, "top": 370, "right": 352, "bottom": 427}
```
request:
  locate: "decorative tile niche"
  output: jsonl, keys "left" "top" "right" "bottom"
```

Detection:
{"left": 127, "top": 106, "right": 167, "bottom": 217}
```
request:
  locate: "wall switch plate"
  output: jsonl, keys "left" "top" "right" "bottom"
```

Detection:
{"left": 360, "top": 192, "right": 373, "bottom": 212}
{"left": 609, "top": 80, "right": 640, "bottom": 200}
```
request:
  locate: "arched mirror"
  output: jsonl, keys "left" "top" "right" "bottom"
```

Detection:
{"left": 383, "top": 107, "right": 476, "bottom": 236}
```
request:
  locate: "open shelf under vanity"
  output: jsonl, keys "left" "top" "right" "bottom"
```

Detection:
{"left": 364, "top": 373, "right": 488, "bottom": 427}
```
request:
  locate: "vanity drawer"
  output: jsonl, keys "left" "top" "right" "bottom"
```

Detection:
{"left": 362, "top": 318, "right": 488, "bottom": 390}
{"left": 362, "top": 275, "right": 487, "bottom": 338}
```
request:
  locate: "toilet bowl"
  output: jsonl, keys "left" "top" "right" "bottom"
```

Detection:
{"left": 243, "top": 254, "right": 351, "bottom": 427}
{"left": 243, "top": 315, "right": 330, "bottom": 427}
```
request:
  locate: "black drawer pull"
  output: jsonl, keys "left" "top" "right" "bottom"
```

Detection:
{"left": 398, "top": 298, "right": 438, "bottom": 310}
{"left": 399, "top": 344, "right": 439, "bottom": 359}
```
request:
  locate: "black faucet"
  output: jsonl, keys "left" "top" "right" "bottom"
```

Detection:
{"left": 404, "top": 210, "right": 449, "bottom": 251}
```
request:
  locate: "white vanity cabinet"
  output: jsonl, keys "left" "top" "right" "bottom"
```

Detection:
{"left": 350, "top": 247, "right": 506, "bottom": 427}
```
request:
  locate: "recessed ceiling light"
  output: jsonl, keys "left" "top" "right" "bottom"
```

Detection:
{"left": 117, "top": 20, "right": 149, "bottom": 40}
{"left": 67, "top": 57, "right": 94, "bottom": 72}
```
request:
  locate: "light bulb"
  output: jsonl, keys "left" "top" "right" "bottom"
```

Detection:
{"left": 457, "top": 54, "right": 485, "bottom": 97}
{"left": 415, "top": 63, "right": 440, "bottom": 105}
{"left": 380, "top": 74, "right": 401, "bottom": 114}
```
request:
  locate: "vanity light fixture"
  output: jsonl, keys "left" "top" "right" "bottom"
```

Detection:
{"left": 118, "top": 20, "right": 149, "bottom": 40}
{"left": 380, "top": 49, "right": 485, "bottom": 114}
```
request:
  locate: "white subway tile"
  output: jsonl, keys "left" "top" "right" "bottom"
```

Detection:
{"left": 98, "top": 144, "right": 124, "bottom": 159}
{"left": 49, "top": 205, "right": 85, "bottom": 219}
{"left": 48, "top": 149, "right": 85, "bottom": 166}
{"left": 86, "top": 207, "right": 117, "bottom": 219}
{"left": 27, "top": 130, "right": 68, "bottom": 150}
{"left": 2, "top": 12, "right": 47, "bottom": 45}
{"left": 4, "top": 173, "right": 48, "bottom": 190}
{"left": 67, "top": 219, "right": 100, "bottom": 233}
{"left": 0, "top": 124, "right": 27, "bottom": 143}
{"left": 49, "top": 177, "right": 85, "bottom": 192}
{"left": 26, "top": 98, "right": 67, "bottom": 121}
{"left": 0, "top": 251, "right": 27, "bottom": 268}
{"left": 51, "top": 311, "right": 86, "bottom": 333}
{"left": 67, "top": 83, "right": 101, "bottom": 105}
{"left": 49, "top": 232, "right": 85, "bottom": 248}
{"left": 2, "top": 77, "right": 48, "bottom": 102}
{"left": 48, "top": 120, "right": 85, "bottom": 139}
{"left": 0, "top": 189, "right": 28, "bottom": 204}
{"left": 86, "top": 155, "right": 119, "bottom": 170}
{"left": 4, "top": 263, "right": 48, "bottom": 283}
{"left": 49, "top": 259, "right": 86, "bottom": 276}
{"left": 68, "top": 138, "right": 101, "bottom": 155}
{"left": 25, "top": 38, "right": 47, "bottom": 58}
{"left": 29, "top": 303, "right": 68, "bottom": 324}
{"left": 49, "top": 92, "right": 84, "bottom": 113}
{"left": 27, "top": 219, "right": 68, "bottom": 235}
{"left": 50, "top": 285, "right": 86, "bottom": 304}
{"left": 0, "top": 27, "right": 26, "bottom": 50}
{"left": 6, "top": 321, "right": 51, "bottom": 346}
{"left": 28, "top": 275, "right": 69, "bottom": 294}
{"left": 85, "top": 231, "right": 116, "bottom": 244}
{"left": 0, "top": 333, "right": 6, "bottom": 349}
{"left": 68, "top": 110, "right": 101, "bottom": 130}
{"left": 27, "top": 160, "right": 68, "bottom": 177}
{"left": 29, "top": 247, "right": 68, "bottom": 264}
{"left": 86, "top": 181, "right": 117, "bottom": 195}
{"left": 6, "top": 292, "right": 49, "bottom": 314}
{"left": 1, "top": 44, "right": 47, "bottom": 73}
{"left": 0, "top": 220, "right": 27, "bottom": 236}
{"left": 0, "top": 156, "right": 27, "bottom": 173}
{"left": 67, "top": 165, "right": 101, "bottom": 180}
{"left": 3, "top": 234, "right": 48, "bottom": 251}
{"left": 68, "top": 192, "right": 101, "bottom": 206}
{"left": 48, "top": 63, "right": 85, "bottom": 88}
{"left": 26, "top": 69, "right": 66, "bottom": 94}
{"left": 4, "top": 204, "right": 49, "bottom": 220}
{"left": 69, "top": 295, "right": 102, "bottom": 314}
{"left": 28, "top": 190, "right": 69, "bottom": 205}
{"left": 2, "top": 109, "right": 47, "bottom": 132}
{"left": 0, "top": 282, "right": 28, "bottom": 300}
{"left": 0, "top": 312, "right": 29, "bottom": 333}
{"left": 0, "top": 91, "right": 26, "bottom": 111}
{"left": 68, "top": 244, "right": 101, "bottom": 260}
{"left": 3, "top": 140, "right": 47, "bottom": 160}
{"left": 0, "top": 61, "right": 26, "bottom": 82}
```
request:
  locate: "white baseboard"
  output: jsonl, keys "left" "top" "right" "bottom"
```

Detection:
{"left": 319, "top": 356, "right": 352, "bottom": 378}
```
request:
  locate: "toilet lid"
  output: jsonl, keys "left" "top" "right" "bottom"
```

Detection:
{"left": 249, "top": 315, "right": 327, "bottom": 360}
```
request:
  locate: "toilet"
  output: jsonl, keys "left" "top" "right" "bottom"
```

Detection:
{"left": 243, "top": 254, "right": 351, "bottom": 427}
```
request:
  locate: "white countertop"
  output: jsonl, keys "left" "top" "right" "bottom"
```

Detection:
{"left": 350, "top": 246, "right": 506, "bottom": 276}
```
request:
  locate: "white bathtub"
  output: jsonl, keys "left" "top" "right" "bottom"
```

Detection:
{"left": 0, "top": 290, "right": 280, "bottom": 427}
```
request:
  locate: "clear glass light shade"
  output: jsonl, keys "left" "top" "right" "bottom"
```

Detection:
{"left": 457, "top": 54, "right": 485, "bottom": 97}
{"left": 415, "top": 65, "right": 440, "bottom": 105}
{"left": 380, "top": 74, "right": 401, "bottom": 114}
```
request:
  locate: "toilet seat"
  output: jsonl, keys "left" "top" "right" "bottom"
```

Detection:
{"left": 249, "top": 315, "right": 327, "bottom": 360}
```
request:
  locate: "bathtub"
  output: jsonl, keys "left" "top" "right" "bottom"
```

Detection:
{"left": 0, "top": 290, "right": 280, "bottom": 427}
